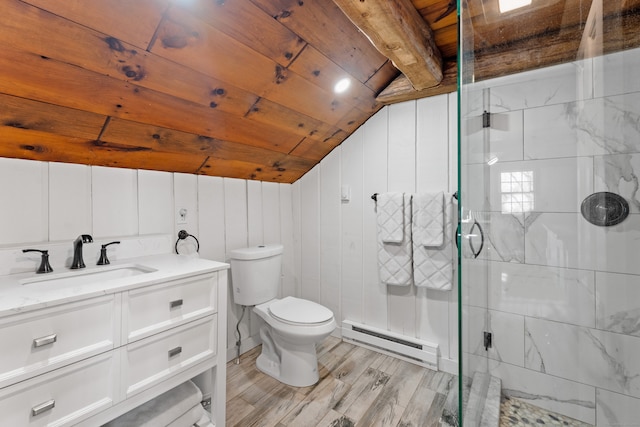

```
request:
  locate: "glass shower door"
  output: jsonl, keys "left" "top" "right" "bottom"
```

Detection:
{"left": 459, "top": 0, "right": 640, "bottom": 425}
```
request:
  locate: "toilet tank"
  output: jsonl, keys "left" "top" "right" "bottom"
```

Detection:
{"left": 229, "top": 244, "right": 283, "bottom": 306}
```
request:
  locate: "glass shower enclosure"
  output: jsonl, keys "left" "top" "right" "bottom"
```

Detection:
{"left": 458, "top": 0, "right": 640, "bottom": 425}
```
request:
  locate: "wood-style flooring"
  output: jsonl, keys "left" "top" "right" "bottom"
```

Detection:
{"left": 225, "top": 336, "right": 455, "bottom": 427}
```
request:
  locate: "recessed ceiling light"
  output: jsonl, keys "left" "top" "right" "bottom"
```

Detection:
{"left": 498, "top": 0, "right": 532, "bottom": 13}
{"left": 334, "top": 78, "right": 351, "bottom": 94}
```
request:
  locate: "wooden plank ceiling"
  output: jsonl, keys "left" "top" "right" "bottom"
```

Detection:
{"left": 0, "top": 0, "right": 637, "bottom": 183}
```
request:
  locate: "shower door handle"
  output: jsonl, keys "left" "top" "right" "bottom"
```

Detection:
{"left": 469, "top": 220, "right": 484, "bottom": 258}
{"left": 455, "top": 220, "right": 484, "bottom": 258}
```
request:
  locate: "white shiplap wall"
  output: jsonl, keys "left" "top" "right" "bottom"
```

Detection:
{"left": 292, "top": 94, "right": 459, "bottom": 370}
{"left": 0, "top": 160, "right": 295, "bottom": 360}
{"left": 0, "top": 94, "right": 459, "bottom": 368}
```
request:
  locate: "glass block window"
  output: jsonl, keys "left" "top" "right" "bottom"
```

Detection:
{"left": 501, "top": 171, "right": 534, "bottom": 213}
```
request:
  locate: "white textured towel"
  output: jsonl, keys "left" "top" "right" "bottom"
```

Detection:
{"left": 376, "top": 192, "right": 405, "bottom": 243}
{"left": 104, "top": 381, "right": 202, "bottom": 427}
{"left": 167, "top": 404, "right": 206, "bottom": 427}
{"left": 377, "top": 193, "right": 413, "bottom": 286}
{"left": 194, "top": 410, "right": 215, "bottom": 427}
{"left": 412, "top": 194, "right": 454, "bottom": 290}
{"left": 413, "top": 192, "right": 445, "bottom": 247}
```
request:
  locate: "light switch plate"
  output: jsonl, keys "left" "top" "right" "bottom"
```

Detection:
{"left": 178, "top": 208, "right": 187, "bottom": 224}
{"left": 341, "top": 185, "right": 351, "bottom": 202}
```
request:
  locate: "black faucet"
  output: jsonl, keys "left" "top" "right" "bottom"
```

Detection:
{"left": 97, "top": 241, "right": 120, "bottom": 265}
{"left": 22, "top": 249, "right": 54, "bottom": 274}
{"left": 71, "top": 234, "right": 93, "bottom": 269}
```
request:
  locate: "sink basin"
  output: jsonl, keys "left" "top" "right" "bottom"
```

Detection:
{"left": 20, "top": 264, "right": 157, "bottom": 287}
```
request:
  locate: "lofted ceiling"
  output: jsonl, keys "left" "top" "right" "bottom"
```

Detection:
{"left": 0, "top": 0, "right": 638, "bottom": 183}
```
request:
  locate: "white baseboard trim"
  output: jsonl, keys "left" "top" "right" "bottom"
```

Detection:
{"left": 439, "top": 356, "right": 459, "bottom": 375}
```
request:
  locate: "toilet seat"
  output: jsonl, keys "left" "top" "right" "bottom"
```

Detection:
{"left": 268, "top": 296, "right": 333, "bottom": 325}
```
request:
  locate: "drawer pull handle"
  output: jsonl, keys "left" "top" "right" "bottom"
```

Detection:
{"left": 168, "top": 346, "right": 182, "bottom": 358}
{"left": 33, "top": 334, "right": 57, "bottom": 348}
{"left": 31, "top": 399, "right": 55, "bottom": 416}
{"left": 170, "top": 299, "right": 183, "bottom": 309}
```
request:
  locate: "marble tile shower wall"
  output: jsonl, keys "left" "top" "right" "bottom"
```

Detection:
{"left": 463, "top": 47, "right": 640, "bottom": 426}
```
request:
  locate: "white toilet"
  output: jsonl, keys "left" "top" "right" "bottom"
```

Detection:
{"left": 229, "top": 244, "right": 336, "bottom": 387}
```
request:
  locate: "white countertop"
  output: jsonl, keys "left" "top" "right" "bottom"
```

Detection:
{"left": 0, "top": 254, "right": 229, "bottom": 318}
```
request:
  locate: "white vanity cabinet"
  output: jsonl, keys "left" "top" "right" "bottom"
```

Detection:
{"left": 0, "top": 352, "right": 119, "bottom": 427}
{"left": 120, "top": 273, "right": 218, "bottom": 400}
{"left": 0, "top": 295, "right": 119, "bottom": 390}
{"left": 0, "top": 255, "right": 228, "bottom": 427}
{"left": 122, "top": 273, "right": 217, "bottom": 343}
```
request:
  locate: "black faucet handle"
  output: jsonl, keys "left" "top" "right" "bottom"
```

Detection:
{"left": 97, "top": 241, "right": 120, "bottom": 265}
{"left": 22, "top": 249, "right": 54, "bottom": 274}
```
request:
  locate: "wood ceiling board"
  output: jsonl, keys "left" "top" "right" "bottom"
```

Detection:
{"left": 0, "top": 50, "right": 113, "bottom": 113}
{"left": 463, "top": 0, "right": 627, "bottom": 54}
{"left": 365, "top": 61, "right": 401, "bottom": 93}
{"left": 332, "top": 0, "right": 443, "bottom": 90}
{"left": 417, "top": 1, "right": 458, "bottom": 31}
{"left": 0, "top": 48, "right": 302, "bottom": 153}
{"left": 0, "top": 0, "right": 258, "bottom": 118}
{"left": 250, "top": 0, "right": 389, "bottom": 84}
{"left": 78, "top": 143, "right": 207, "bottom": 174}
{"left": 0, "top": 94, "right": 106, "bottom": 140}
{"left": 244, "top": 98, "right": 339, "bottom": 143}
{"left": 0, "top": 126, "right": 207, "bottom": 174}
{"left": 414, "top": 0, "right": 458, "bottom": 59}
{"left": 22, "top": 0, "right": 169, "bottom": 50}
{"left": 335, "top": 107, "right": 375, "bottom": 135}
{"left": 289, "top": 136, "right": 344, "bottom": 162}
{"left": 152, "top": 7, "right": 350, "bottom": 125}
{"left": 101, "top": 118, "right": 288, "bottom": 166}
{"left": 259, "top": 70, "right": 354, "bottom": 125}
{"left": 410, "top": 0, "right": 452, "bottom": 10}
{"left": 273, "top": 154, "right": 319, "bottom": 177}
{"left": 466, "top": 1, "right": 573, "bottom": 51}
{"left": 198, "top": 155, "right": 310, "bottom": 182}
{"left": 0, "top": 127, "right": 105, "bottom": 165}
{"left": 152, "top": 7, "right": 278, "bottom": 92}
{"left": 287, "top": 45, "right": 380, "bottom": 114}
{"left": 175, "top": 0, "right": 307, "bottom": 67}
{"left": 320, "top": 129, "right": 349, "bottom": 147}
{"left": 468, "top": 0, "right": 640, "bottom": 82}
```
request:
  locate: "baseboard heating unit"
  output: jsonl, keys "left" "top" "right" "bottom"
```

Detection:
{"left": 341, "top": 320, "right": 438, "bottom": 370}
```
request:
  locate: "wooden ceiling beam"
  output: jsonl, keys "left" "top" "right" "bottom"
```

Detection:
{"left": 376, "top": 58, "right": 457, "bottom": 104}
{"left": 332, "top": 0, "right": 444, "bottom": 91}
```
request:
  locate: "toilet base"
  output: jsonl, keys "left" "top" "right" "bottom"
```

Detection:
{"left": 256, "top": 326, "right": 321, "bottom": 387}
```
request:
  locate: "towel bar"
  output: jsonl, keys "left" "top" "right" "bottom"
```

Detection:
{"left": 372, "top": 192, "right": 458, "bottom": 202}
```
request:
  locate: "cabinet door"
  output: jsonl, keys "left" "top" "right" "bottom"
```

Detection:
{"left": 0, "top": 352, "right": 118, "bottom": 427}
{"left": 123, "top": 273, "right": 217, "bottom": 343}
{"left": 0, "top": 295, "right": 118, "bottom": 388}
{"left": 121, "top": 315, "right": 217, "bottom": 398}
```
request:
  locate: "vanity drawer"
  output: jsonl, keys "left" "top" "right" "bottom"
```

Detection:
{"left": 0, "top": 352, "right": 117, "bottom": 427}
{"left": 0, "top": 295, "right": 118, "bottom": 389}
{"left": 121, "top": 315, "right": 217, "bottom": 398}
{"left": 123, "top": 273, "right": 217, "bottom": 343}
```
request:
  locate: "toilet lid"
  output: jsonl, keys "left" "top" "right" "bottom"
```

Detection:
{"left": 268, "top": 297, "right": 333, "bottom": 324}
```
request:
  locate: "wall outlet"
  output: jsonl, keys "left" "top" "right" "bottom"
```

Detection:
{"left": 178, "top": 208, "right": 187, "bottom": 224}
